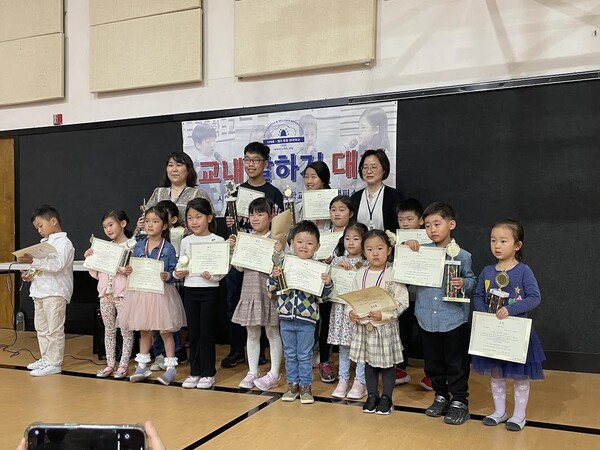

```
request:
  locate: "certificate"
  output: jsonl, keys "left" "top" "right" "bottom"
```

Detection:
{"left": 396, "top": 229, "right": 432, "bottom": 245}
{"left": 282, "top": 254, "right": 329, "bottom": 297}
{"left": 340, "top": 286, "right": 397, "bottom": 317}
{"left": 83, "top": 237, "right": 126, "bottom": 276}
{"left": 315, "top": 232, "right": 343, "bottom": 260}
{"left": 13, "top": 242, "right": 56, "bottom": 259}
{"left": 236, "top": 187, "right": 265, "bottom": 218}
{"left": 126, "top": 257, "right": 164, "bottom": 294}
{"left": 302, "top": 189, "right": 339, "bottom": 220}
{"left": 188, "top": 241, "right": 230, "bottom": 276}
{"left": 329, "top": 266, "right": 357, "bottom": 303}
{"left": 170, "top": 228, "right": 185, "bottom": 257}
{"left": 392, "top": 245, "right": 445, "bottom": 287}
{"left": 230, "top": 233, "right": 276, "bottom": 274}
{"left": 468, "top": 311, "right": 532, "bottom": 364}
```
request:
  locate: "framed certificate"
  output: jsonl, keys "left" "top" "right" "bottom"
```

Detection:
{"left": 396, "top": 229, "right": 432, "bottom": 245}
{"left": 392, "top": 245, "right": 445, "bottom": 287}
{"left": 329, "top": 266, "right": 357, "bottom": 303}
{"left": 302, "top": 189, "right": 339, "bottom": 220}
{"left": 126, "top": 257, "right": 164, "bottom": 294}
{"left": 282, "top": 254, "right": 329, "bottom": 297}
{"left": 230, "top": 233, "right": 276, "bottom": 274}
{"left": 83, "top": 237, "right": 126, "bottom": 276}
{"left": 236, "top": 187, "right": 266, "bottom": 218}
{"left": 315, "top": 231, "right": 343, "bottom": 260}
{"left": 339, "top": 286, "right": 397, "bottom": 317}
{"left": 188, "top": 241, "right": 230, "bottom": 276}
{"left": 13, "top": 242, "right": 56, "bottom": 259}
{"left": 469, "top": 311, "right": 532, "bottom": 364}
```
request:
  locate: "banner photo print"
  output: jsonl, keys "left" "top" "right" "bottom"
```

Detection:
{"left": 182, "top": 101, "right": 397, "bottom": 216}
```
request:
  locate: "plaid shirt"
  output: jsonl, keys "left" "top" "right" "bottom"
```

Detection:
{"left": 267, "top": 276, "right": 333, "bottom": 324}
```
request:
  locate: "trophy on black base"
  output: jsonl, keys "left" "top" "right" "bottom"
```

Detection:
{"left": 488, "top": 270, "right": 510, "bottom": 313}
{"left": 443, "top": 239, "right": 469, "bottom": 303}
{"left": 225, "top": 181, "right": 239, "bottom": 255}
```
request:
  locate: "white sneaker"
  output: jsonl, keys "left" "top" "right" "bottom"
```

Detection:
{"left": 238, "top": 372, "right": 259, "bottom": 389}
{"left": 196, "top": 376, "right": 215, "bottom": 389}
{"left": 27, "top": 358, "right": 45, "bottom": 371}
{"left": 30, "top": 363, "right": 61, "bottom": 377}
{"left": 150, "top": 355, "right": 165, "bottom": 371}
{"left": 346, "top": 379, "right": 367, "bottom": 400}
{"left": 157, "top": 367, "right": 177, "bottom": 386}
{"left": 331, "top": 379, "right": 350, "bottom": 398}
{"left": 129, "top": 365, "right": 151, "bottom": 383}
{"left": 182, "top": 376, "right": 200, "bottom": 389}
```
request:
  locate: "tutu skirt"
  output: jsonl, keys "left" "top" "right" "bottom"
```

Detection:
{"left": 117, "top": 283, "right": 187, "bottom": 332}
{"left": 471, "top": 327, "right": 545, "bottom": 380}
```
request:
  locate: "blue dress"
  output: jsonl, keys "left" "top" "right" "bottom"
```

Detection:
{"left": 471, "top": 263, "right": 545, "bottom": 380}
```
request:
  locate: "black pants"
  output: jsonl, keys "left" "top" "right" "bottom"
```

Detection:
{"left": 397, "top": 301, "right": 419, "bottom": 369}
{"left": 316, "top": 301, "right": 332, "bottom": 363}
{"left": 420, "top": 322, "right": 470, "bottom": 405}
{"left": 184, "top": 287, "right": 219, "bottom": 377}
{"left": 225, "top": 267, "right": 246, "bottom": 353}
{"left": 365, "top": 363, "right": 395, "bottom": 398}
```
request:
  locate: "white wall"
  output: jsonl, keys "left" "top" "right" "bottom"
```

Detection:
{"left": 1, "top": 0, "right": 599, "bottom": 131}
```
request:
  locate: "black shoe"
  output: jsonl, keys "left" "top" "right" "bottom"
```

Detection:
{"left": 362, "top": 393, "right": 379, "bottom": 414}
{"left": 444, "top": 401, "right": 470, "bottom": 425}
{"left": 176, "top": 347, "right": 188, "bottom": 365}
{"left": 258, "top": 353, "right": 268, "bottom": 365}
{"left": 375, "top": 395, "right": 393, "bottom": 415}
{"left": 425, "top": 395, "right": 449, "bottom": 417}
{"left": 221, "top": 351, "right": 245, "bottom": 368}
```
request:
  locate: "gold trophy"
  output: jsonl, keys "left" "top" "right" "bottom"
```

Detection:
{"left": 283, "top": 185, "right": 297, "bottom": 225}
{"left": 134, "top": 198, "right": 148, "bottom": 240}
{"left": 488, "top": 270, "right": 510, "bottom": 313}
{"left": 119, "top": 237, "right": 137, "bottom": 269}
{"left": 225, "top": 181, "right": 239, "bottom": 251}
{"left": 442, "top": 239, "right": 469, "bottom": 303}
{"left": 273, "top": 252, "right": 288, "bottom": 295}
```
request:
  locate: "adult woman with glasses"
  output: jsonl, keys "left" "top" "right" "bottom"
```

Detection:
{"left": 350, "top": 149, "right": 404, "bottom": 232}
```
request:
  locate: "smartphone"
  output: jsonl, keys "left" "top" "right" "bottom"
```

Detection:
{"left": 25, "top": 423, "right": 146, "bottom": 450}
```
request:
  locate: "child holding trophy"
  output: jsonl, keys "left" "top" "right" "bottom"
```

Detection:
{"left": 84, "top": 210, "right": 135, "bottom": 379}
{"left": 406, "top": 202, "right": 477, "bottom": 425}
{"left": 231, "top": 198, "right": 283, "bottom": 391}
{"left": 348, "top": 230, "right": 409, "bottom": 415}
{"left": 173, "top": 198, "right": 226, "bottom": 390}
{"left": 471, "top": 219, "right": 545, "bottom": 431}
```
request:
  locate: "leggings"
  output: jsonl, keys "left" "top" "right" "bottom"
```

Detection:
{"left": 100, "top": 294, "right": 134, "bottom": 368}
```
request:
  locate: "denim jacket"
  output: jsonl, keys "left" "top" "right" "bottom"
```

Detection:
{"left": 414, "top": 243, "right": 477, "bottom": 332}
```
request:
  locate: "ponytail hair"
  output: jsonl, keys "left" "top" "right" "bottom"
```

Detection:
{"left": 101, "top": 209, "right": 133, "bottom": 238}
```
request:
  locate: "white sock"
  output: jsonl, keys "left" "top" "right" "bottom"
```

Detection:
{"left": 490, "top": 378, "right": 506, "bottom": 418}
{"left": 512, "top": 380, "right": 530, "bottom": 421}
{"left": 246, "top": 326, "right": 261, "bottom": 375}
{"left": 265, "top": 325, "right": 282, "bottom": 378}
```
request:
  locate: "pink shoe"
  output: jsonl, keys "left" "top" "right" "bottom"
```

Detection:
{"left": 331, "top": 379, "right": 350, "bottom": 398}
{"left": 253, "top": 372, "right": 281, "bottom": 391}
{"left": 346, "top": 379, "right": 367, "bottom": 400}
{"left": 238, "top": 372, "right": 260, "bottom": 389}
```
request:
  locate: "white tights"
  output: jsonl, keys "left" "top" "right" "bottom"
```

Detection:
{"left": 246, "top": 325, "right": 282, "bottom": 378}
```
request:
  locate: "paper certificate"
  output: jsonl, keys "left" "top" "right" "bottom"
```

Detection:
{"left": 13, "top": 242, "right": 56, "bottom": 259}
{"left": 282, "top": 255, "right": 328, "bottom": 297}
{"left": 188, "top": 241, "right": 230, "bottom": 276}
{"left": 392, "top": 245, "right": 445, "bottom": 287}
{"left": 396, "top": 229, "right": 432, "bottom": 245}
{"left": 236, "top": 187, "right": 266, "bottom": 218}
{"left": 302, "top": 189, "right": 339, "bottom": 220}
{"left": 468, "top": 311, "right": 532, "bottom": 364}
{"left": 329, "top": 266, "right": 357, "bottom": 303}
{"left": 340, "top": 286, "right": 396, "bottom": 317}
{"left": 315, "top": 232, "right": 343, "bottom": 260}
{"left": 230, "top": 233, "right": 276, "bottom": 274}
{"left": 83, "top": 237, "right": 126, "bottom": 276}
{"left": 126, "top": 257, "right": 164, "bottom": 294}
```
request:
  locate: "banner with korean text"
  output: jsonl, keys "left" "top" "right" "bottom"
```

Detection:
{"left": 182, "top": 101, "right": 397, "bottom": 216}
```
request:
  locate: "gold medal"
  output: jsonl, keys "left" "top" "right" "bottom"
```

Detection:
{"left": 366, "top": 323, "right": 374, "bottom": 332}
{"left": 354, "top": 261, "right": 363, "bottom": 269}
{"left": 495, "top": 270, "right": 510, "bottom": 290}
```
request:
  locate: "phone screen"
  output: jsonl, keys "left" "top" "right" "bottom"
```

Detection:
{"left": 27, "top": 425, "right": 146, "bottom": 450}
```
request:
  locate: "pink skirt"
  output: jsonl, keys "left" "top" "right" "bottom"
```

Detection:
{"left": 117, "top": 283, "right": 187, "bottom": 332}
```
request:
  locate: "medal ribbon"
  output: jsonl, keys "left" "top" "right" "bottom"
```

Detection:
{"left": 362, "top": 266, "right": 386, "bottom": 289}
{"left": 145, "top": 238, "right": 165, "bottom": 260}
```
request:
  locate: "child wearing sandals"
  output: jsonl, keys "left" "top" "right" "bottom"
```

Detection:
{"left": 328, "top": 222, "right": 368, "bottom": 400}
{"left": 231, "top": 198, "right": 283, "bottom": 391}
{"left": 84, "top": 210, "right": 135, "bottom": 379}
{"left": 471, "top": 219, "right": 545, "bottom": 431}
{"left": 349, "top": 230, "right": 408, "bottom": 415}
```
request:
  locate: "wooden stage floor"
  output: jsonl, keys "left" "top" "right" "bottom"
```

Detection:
{"left": 1, "top": 330, "right": 598, "bottom": 449}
